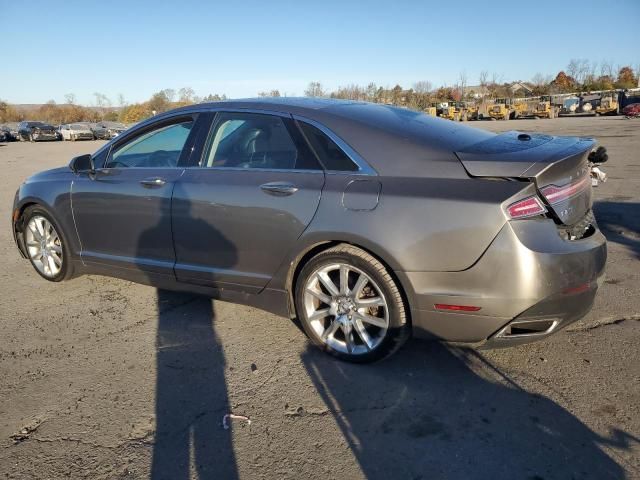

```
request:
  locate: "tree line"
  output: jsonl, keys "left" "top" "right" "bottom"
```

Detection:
{"left": 0, "top": 88, "right": 229, "bottom": 125}
{"left": 1, "top": 60, "right": 638, "bottom": 124}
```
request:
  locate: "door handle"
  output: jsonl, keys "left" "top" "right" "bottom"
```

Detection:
{"left": 260, "top": 182, "right": 299, "bottom": 196}
{"left": 140, "top": 177, "right": 166, "bottom": 188}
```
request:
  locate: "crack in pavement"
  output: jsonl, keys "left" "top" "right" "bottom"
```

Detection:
{"left": 567, "top": 315, "right": 640, "bottom": 332}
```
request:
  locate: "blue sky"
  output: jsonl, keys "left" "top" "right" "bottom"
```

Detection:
{"left": 2, "top": 0, "right": 638, "bottom": 105}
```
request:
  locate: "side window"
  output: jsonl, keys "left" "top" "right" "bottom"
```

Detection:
{"left": 298, "top": 122, "right": 358, "bottom": 172}
{"left": 106, "top": 120, "right": 193, "bottom": 168}
{"left": 202, "top": 112, "right": 320, "bottom": 170}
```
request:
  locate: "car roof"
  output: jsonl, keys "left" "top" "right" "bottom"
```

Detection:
{"left": 162, "top": 98, "right": 494, "bottom": 176}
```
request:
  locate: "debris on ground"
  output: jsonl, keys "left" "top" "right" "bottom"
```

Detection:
{"left": 223, "top": 413, "right": 251, "bottom": 430}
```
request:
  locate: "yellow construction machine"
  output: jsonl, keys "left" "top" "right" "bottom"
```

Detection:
{"left": 487, "top": 98, "right": 514, "bottom": 120}
{"left": 595, "top": 91, "right": 619, "bottom": 116}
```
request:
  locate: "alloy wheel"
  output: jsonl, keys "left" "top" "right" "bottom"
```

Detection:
{"left": 303, "top": 263, "right": 389, "bottom": 355}
{"left": 25, "top": 215, "right": 63, "bottom": 278}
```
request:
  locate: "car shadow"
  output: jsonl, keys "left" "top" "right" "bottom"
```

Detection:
{"left": 594, "top": 201, "right": 640, "bottom": 259}
{"left": 137, "top": 199, "right": 239, "bottom": 480}
{"left": 301, "top": 339, "right": 632, "bottom": 479}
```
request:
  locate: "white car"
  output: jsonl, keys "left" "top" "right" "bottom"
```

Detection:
{"left": 59, "top": 123, "right": 95, "bottom": 141}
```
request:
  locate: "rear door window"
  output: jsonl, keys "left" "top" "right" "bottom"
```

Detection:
{"left": 201, "top": 112, "right": 320, "bottom": 170}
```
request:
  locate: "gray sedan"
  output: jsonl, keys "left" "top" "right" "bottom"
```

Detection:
{"left": 11, "top": 98, "right": 606, "bottom": 362}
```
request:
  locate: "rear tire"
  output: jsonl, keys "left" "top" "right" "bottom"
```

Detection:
{"left": 295, "top": 244, "right": 410, "bottom": 362}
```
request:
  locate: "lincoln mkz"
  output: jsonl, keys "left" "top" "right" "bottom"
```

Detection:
{"left": 12, "top": 98, "right": 607, "bottom": 361}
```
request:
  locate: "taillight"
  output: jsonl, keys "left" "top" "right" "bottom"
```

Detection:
{"left": 540, "top": 175, "right": 590, "bottom": 205}
{"left": 506, "top": 196, "right": 546, "bottom": 219}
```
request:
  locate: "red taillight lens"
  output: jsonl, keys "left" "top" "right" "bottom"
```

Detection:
{"left": 506, "top": 196, "right": 546, "bottom": 219}
{"left": 540, "top": 175, "right": 590, "bottom": 205}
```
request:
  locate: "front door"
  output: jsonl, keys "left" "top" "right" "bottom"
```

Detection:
{"left": 72, "top": 115, "right": 199, "bottom": 275}
{"left": 172, "top": 111, "right": 325, "bottom": 292}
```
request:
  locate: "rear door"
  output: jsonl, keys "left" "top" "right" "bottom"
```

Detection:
{"left": 172, "top": 111, "right": 325, "bottom": 292}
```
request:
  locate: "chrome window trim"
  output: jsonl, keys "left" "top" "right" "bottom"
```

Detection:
{"left": 292, "top": 115, "right": 377, "bottom": 176}
{"left": 203, "top": 107, "right": 292, "bottom": 118}
{"left": 184, "top": 165, "right": 324, "bottom": 174}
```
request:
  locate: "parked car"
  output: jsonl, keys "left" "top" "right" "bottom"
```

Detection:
{"left": 88, "top": 123, "right": 109, "bottom": 140}
{"left": 622, "top": 103, "right": 640, "bottom": 118}
{"left": 17, "top": 121, "right": 58, "bottom": 142}
{"left": 11, "top": 98, "right": 607, "bottom": 362}
{"left": 5, "top": 122, "right": 20, "bottom": 139}
{"left": 59, "top": 123, "right": 95, "bottom": 141}
{"left": 0, "top": 125, "right": 17, "bottom": 141}
{"left": 102, "top": 121, "right": 127, "bottom": 139}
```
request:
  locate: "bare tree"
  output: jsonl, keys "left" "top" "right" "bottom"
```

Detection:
{"left": 117, "top": 93, "right": 127, "bottom": 107}
{"left": 365, "top": 82, "right": 378, "bottom": 101}
{"left": 458, "top": 71, "right": 468, "bottom": 100}
{"left": 413, "top": 80, "right": 432, "bottom": 94}
{"left": 64, "top": 93, "right": 76, "bottom": 105}
{"left": 567, "top": 59, "right": 580, "bottom": 83}
{"left": 600, "top": 60, "right": 614, "bottom": 79}
{"left": 479, "top": 71, "right": 489, "bottom": 88}
{"left": 161, "top": 89, "right": 176, "bottom": 103}
{"left": 304, "top": 81, "right": 325, "bottom": 97}
{"left": 93, "top": 92, "right": 111, "bottom": 108}
{"left": 178, "top": 87, "right": 195, "bottom": 103}
{"left": 93, "top": 92, "right": 111, "bottom": 120}
{"left": 258, "top": 90, "right": 281, "bottom": 97}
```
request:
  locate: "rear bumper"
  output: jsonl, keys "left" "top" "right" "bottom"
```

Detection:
{"left": 398, "top": 217, "right": 607, "bottom": 346}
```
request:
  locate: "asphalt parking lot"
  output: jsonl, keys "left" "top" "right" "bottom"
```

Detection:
{"left": 0, "top": 116, "right": 638, "bottom": 479}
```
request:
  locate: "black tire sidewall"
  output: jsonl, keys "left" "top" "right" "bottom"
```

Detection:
{"left": 295, "top": 249, "right": 408, "bottom": 362}
{"left": 23, "top": 206, "right": 71, "bottom": 282}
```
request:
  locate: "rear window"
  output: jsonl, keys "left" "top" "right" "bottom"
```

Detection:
{"left": 298, "top": 122, "right": 358, "bottom": 171}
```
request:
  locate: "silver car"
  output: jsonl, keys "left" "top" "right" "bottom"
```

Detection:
{"left": 11, "top": 98, "right": 606, "bottom": 362}
{"left": 59, "top": 123, "right": 95, "bottom": 141}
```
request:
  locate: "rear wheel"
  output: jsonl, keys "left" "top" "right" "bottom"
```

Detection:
{"left": 295, "top": 244, "right": 410, "bottom": 362}
{"left": 22, "top": 207, "right": 70, "bottom": 282}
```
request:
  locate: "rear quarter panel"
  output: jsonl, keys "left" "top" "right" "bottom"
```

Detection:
{"left": 269, "top": 172, "right": 531, "bottom": 296}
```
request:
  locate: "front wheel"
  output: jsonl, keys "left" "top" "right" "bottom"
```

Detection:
{"left": 295, "top": 244, "right": 410, "bottom": 362}
{"left": 22, "top": 207, "right": 70, "bottom": 281}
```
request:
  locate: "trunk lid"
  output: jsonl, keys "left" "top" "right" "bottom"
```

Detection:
{"left": 456, "top": 131, "right": 595, "bottom": 226}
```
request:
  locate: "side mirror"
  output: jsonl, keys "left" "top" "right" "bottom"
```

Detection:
{"left": 69, "top": 154, "right": 95, "bottom": 173}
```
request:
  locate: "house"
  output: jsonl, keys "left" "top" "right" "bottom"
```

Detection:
{"left": 466, "top": 85, "right": 489, "bottom": 99}
{"left": 509, "top": 82, "right": 534, "bottom": 97}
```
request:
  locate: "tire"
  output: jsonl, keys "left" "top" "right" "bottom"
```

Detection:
{"left": 21, "top": 206, "right": 72, "bottom": 282}
{"left": 294, "top": 244, "right": 410, "bottom": 362}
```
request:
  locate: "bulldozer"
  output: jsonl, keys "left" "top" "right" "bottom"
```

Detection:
{"left": 515, "top": 96, "right": 558, "bottom": 119}
{"left": 487, "top": 98, "right": 514, "bottom": 120}
{"left": 595, "top": 91, "right": 619, "bottom": 116}
{"left": 437, "top": 102, "right": 472, "bottom": 122}
{"left": 425, "top": 104, "right": 437, "bottom": 116}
